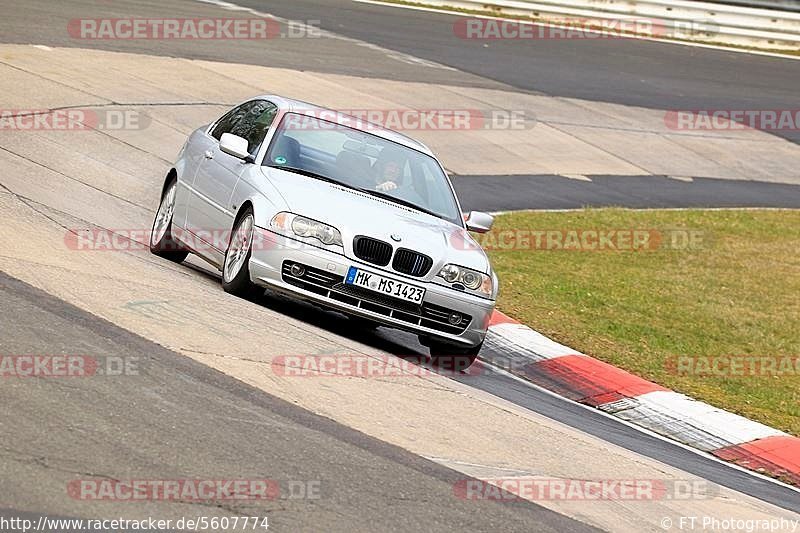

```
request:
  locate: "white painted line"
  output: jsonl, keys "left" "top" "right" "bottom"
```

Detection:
{"left": 353, "top": 0, "right": 800, "bottom": 61}
{"left": 32, "top": 45, "right": 53, "bottom": 51}
{"left": 669, "top": 175, "right": 695, "bottom": 182}
{"left": 561, "top": 174, "right": 593, "bottom": 182}
{"left": 195, "top": 0, "right": 456, "bottom": 70}
{"left": 479, "top": 361, "right": 800, "bottom": 493}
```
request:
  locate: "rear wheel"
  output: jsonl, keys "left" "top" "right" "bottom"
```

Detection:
{"left": 150, "top": 178, "right": 188, "bottom": 263}
{"left": 428, "top": 340, "right": 483, "bottom": 372}
{"left": 222, "top": 208, "right": 260, "bottom": 298}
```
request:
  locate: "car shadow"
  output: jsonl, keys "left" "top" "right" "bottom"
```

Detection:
{"left": 178, "top": 257, "right": 476, "bottom": 377}
{"left": 255, "top": 287, "right": 428, "bottom": 359}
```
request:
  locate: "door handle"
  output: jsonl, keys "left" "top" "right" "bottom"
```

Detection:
{"left": 203, "top": 150, "right": 214, "bottom": 160}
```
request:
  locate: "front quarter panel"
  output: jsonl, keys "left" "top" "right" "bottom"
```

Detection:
{"left": 230, "top": 165, "right": 288, "bottom": 231}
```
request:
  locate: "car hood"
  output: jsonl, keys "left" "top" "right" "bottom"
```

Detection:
{"left": 261, "top": 166, "right": 490, "bottom": 274}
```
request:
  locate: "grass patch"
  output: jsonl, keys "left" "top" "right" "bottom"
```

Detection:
{"left": 486, "top": 208, "right": 800, "bottom": 435}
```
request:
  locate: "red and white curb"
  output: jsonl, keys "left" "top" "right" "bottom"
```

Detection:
{"left": 483, "top": 311, "right": 800, "bottom": 486}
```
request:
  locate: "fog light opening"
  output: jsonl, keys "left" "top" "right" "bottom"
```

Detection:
{"left": 448, "top": 312, "right": 462, "bottom": 325}
{"left": 290, "top": 263, "right": 306, "bottom": 277}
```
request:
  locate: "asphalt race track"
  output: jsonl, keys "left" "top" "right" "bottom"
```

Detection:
{"left": 0, "top": 272, "right": 594, "bottom": 532}
{"left": 5, "top": 0, "right": 799, "bottom": 136}
{"left": 453, "top": 174, "right": 800, "bottom": 212}
{"left": 1, "top": 0, "right": 799, "bottom": 531}
{"left": 2, "top": 0, "right": 800, "bottom": 211}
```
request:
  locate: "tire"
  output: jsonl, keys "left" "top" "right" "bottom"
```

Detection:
{"left": 429, "top": 340, "right": 483, "bottom": 372}
{"left": 150, "top": 177, "right": 188, "bottom": 263}
{"left": 222, "top": 207, "right": 260, "bottom": 298}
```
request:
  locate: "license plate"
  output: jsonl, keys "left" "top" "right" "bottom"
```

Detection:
{"left": 345, "top": 267, "right": 425, "bottom": 304}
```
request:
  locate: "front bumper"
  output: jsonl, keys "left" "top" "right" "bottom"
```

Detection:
{"left": 248, "top": 228, "right": 495, "bottom": 347}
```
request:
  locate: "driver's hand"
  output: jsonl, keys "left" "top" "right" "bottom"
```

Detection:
{"left": 376, "top": 181, "right": 398, "bottom": 192}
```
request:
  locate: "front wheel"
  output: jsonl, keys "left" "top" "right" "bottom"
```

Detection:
{"left": 150, "top": 178, "right": 188, "bottom": 263}
{"left": 428, "top": 340, "right": 483, "bottom": 372}
{"left": 222, "top": 208, "right": 260, "bottom": 298}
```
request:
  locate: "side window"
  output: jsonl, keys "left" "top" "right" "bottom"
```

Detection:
{"left": 232, "top": 101, "right": 278, "bottom": 155}
{"left": 209, "top": 100, "right": 278, "bottom": 155}
{"left": 210, "top": 102, "right": 251, "bottom": 141}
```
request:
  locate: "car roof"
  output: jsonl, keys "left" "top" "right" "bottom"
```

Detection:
{"left": 255, "top": 94, "right": 435, "bottom": 157}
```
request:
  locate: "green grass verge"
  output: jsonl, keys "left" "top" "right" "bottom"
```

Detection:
{"left": 486, "top": 208, "right": 800, "bottom": 435}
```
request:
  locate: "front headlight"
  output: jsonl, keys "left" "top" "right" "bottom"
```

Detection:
{"left": 270, "top": 212, "right": 343, "bottom": 247}
{"left": 437, "top": 264, "right": 493, "bottom": 296}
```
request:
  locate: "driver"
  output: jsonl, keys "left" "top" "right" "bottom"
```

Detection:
{"left": 370, "top": 147, "right": 407, "bottom": 192}
{"left": 375, "top": 158, "right": 402, "bottom": 192}
{"left": 370, "top": 147, "right": 427, "bottom": 208}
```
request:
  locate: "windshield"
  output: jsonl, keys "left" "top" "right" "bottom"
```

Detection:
{"left": 264, "top": 113, "right": 462, "bottom": 225}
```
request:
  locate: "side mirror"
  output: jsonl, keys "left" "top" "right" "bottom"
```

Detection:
{"left": 465, "top": 211, "right": 494, "bottom": 233}
{"left": 219, "top": 133, "right": 251, "bottom": 161}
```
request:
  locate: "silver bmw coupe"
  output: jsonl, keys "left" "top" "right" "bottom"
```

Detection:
{"left": 150, "top": 95, "right": 497, "bottom": 368}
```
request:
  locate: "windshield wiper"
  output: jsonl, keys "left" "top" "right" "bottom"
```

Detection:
{"left": 267, "top": 164, "right": 445, "bottom": 220}
{"left": 354, "top": 187, "right": 441, "bottom": 219}
{"left": 265, "top": 165, "right": 344, "bottom": 186}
